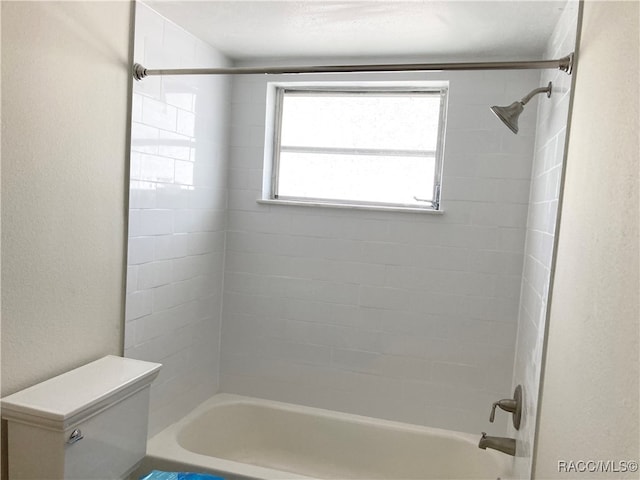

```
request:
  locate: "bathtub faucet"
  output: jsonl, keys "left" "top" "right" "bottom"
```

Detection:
{"left": 478, "top": 432, "right": 516, "bottom": 456}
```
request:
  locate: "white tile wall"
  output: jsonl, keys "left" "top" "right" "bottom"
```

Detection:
{"left": 510, "top": 1, "right": 579, "bottom": 477}
{"left": 124, "top": 7, "right": 576, "bottom": 441}
{"left": 124, "top": 2, "right": 231, "bottom": 436}
{"left": 220, "top": 64, "right": 541, "bottom": 434}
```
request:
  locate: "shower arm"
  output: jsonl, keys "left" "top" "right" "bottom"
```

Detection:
{"left": 519, "top": 82, "right": 553, "bottom": 106}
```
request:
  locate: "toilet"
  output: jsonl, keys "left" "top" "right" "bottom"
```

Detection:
{"left": 1, "top": 355, "right": 161, "bottom": 480}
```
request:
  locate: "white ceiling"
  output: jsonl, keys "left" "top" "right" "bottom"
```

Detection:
{"left": 146, "top": 1, "right": 568, "bottom": 61}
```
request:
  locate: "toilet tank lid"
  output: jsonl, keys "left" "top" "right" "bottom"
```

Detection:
{"left": 1, "top": 356, "right": 161, "bottom": 430}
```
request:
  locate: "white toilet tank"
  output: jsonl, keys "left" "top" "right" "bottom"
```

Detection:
{"left": 1, "top": 355, "right": 161, "bottom": 480}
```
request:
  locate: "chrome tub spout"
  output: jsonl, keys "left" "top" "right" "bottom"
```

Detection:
{"left": 478, "top": 432, "right": 516, "bottom": 456}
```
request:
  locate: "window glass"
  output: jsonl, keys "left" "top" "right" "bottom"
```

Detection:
{"left": 271, "top": 86, "right": 447, "bottom": 210}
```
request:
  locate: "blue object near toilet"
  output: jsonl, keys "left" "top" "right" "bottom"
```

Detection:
{"left": 140, "top": 470, "right": 225, "bottom": 480}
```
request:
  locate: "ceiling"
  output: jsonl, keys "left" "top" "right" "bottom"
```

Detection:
{"left": 147, "top": 1, "right": 568, "bottom": 62}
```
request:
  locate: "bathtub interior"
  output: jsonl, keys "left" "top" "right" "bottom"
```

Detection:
{"left": 141, "top": 394, "right": 511, "bottom": 480}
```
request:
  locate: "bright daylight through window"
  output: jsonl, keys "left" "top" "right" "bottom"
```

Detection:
{"left": 269, "top": 85, "right": 448, "bottom": 210}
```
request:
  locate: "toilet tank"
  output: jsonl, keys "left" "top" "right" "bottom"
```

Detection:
{"left": 1, "top": 356, "right": 161, "bottom": 480}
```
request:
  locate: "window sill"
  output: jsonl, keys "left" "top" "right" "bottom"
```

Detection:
{"left": 257, "top": 198, "right": 444, "bottom": 215}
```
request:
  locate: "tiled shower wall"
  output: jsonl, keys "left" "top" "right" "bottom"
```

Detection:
{"left": 220, "top": 65, "right": 540, "bottom": 434}
{"left": 124, "top": 3, "right": 231, "bottom": 436}
{"left": 511, "top": 1, "right": 579, "bottom": 476}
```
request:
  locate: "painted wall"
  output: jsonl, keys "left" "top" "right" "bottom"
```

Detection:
{"left": 1, "top": 1, "right": 131, "bottom": 395}
{"left": 220, "top": 63, "right": 540, "bottom": 434}
{"left": 1, "top": 2, "right": 131, "bottom": 476}
{"left": 124, "top": 2, "right": 231, "bottom": 436}
{"left": 534, "top": 2, "right": 639, "bottom": 477}
{"left": 510, "top": 1, "right": 579, "bottom": 477}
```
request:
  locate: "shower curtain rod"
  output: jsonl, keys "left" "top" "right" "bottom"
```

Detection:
{"left": 132, "top": 53, "right": 573, "bottom": 81}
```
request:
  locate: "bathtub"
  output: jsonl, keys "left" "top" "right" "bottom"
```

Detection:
{"left": 139, "top": 394, "right": 512, "bottom": 480}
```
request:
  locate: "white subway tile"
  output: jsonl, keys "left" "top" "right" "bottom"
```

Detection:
{"left": 193, "top": 162, "right": 226, "bottom": 189}
{"left": 142, "top": 96, "right": 177, "bottom": 131}
{"left": 497, "top": 227, "right": 527, "bottom": 252}
{"left": 130, "top": 181, "right": 157, "bottom": 209}
{"left": 496, "top": 275, "right": 525, "bottom": 300}
{"left": 439, "top": 225, "right": 499, "bottom": 249}
{"left": 162, "top": 20, "right": 196, "bottom": 67}
{"left": 134, "top": 311, "right": 170, "bottom": 345}
{"left": 139, "top": 154, "right": 175, "bottom": 183}
{"left": 176, "top": 109, "right": 195, "bottom": 136}
{"left": 445, "top": 177, "right": 499, "bottom": 202}
{"left": 359, "top": 286, "right": 413, "bottom": 310}
{"left": 379, "top": 332, "right": 428, "bottom": 358}
{"left": 332, "top": 348, "right": 381, "bottom": 374}
{"left": 188, "top": 231, "right": 224, "bottom": 255}
{"left": 199, "top": 210, "right": 226, "bottom": 232}
{"left": 129, "top": 151, "right": 143, "bottom": 182}
{"left": 124, "top": 321, "right": 136, "bottom": 350}
{"left": 139, "top": 209, "right": 174, "bottom": 236}
{"left": 173, "top": 210, "right": 198, "bottom": 233}
{"left": 131, "top": 122, "right": 160, "bottom": 155}
{"left": 476, "top": 153, "right": 533, "bottom": 180}
{"left": 134, "top": 3, "right": 163, "bottom": 50}
{"left": 155, "top": 234, "right": 189, "bottom": 260}
{"left": 159, "top": 130, "right": 192, "bottom": 161}
{"left": 223, "top": 292, "right": 285, "bottom": 318}
{"left": 174, "top": 160, "right": 194, "bottom": 186}
{"left": 430, "top": 361, "right": 486, "bottom": 390}
{"left": 128, "top": 209, "right": 142, "bottom": 238}
{"left": 376, "top": 355, "right": 428, "bottom": 381}
{"left": 283, "top": 298, "right": 362, "bottom": 327}
{"left": 412, "top": 246, "right": 470, "bottom": 271}
{"left": 126, "top": 291, "right": 152, "bottom": 321}
{"left": 339, "top": 371, "right": 404, "bottom": 400}
{"left": 227, "top": 188, "right": 262, "bottom": 212}
{"left": 128, "top": 236, "right": 155, "bottom": 265}
{"left": 162, "top": 78, "right": 196, "bottom": 112}
{"left": 138, "top": 260, "right": 173, "bottom": 290}
{"left": 152, "top": 280, "right": 193, "bottom": 312}
{"left": 156, "top": 184, "right": 189, "bottom": 210}
{"left": 126, "top": 266, "right": 138, "bottom": 293}
{"left": 263, "top": 338, "right": 332, "bottom": 365}
{"left": 189, "top": 186, "right": 227, "bottom": 210}
{"left": 171, "top": 255, "right": 203, "bottom": 282}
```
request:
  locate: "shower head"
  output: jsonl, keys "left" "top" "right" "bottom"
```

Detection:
{"left": 491, "top": 82, "right": 552, "bottom": 134}
{"left": 491, "top": 102, "right": 525, "bottom": 134}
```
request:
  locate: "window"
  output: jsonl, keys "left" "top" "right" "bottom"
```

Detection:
{"left": 265, "top": 83, "right": 448, "bottom": 211}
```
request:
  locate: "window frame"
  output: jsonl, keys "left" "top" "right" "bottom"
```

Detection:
{"left": 266, "top": 82, "right": 448, "bottom": 212}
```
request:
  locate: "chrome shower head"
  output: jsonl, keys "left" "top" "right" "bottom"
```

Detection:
{"left": 491, "top": 82, "right": 552, "bottom": 134}
{"left": 491, "top": 102, "right": 525, "bottom": 134}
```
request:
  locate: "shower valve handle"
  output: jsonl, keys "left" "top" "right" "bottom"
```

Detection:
{"left": 488, "top": 385, "right": 523, "bottom": 430}
{"left": 489, "top": 399, "right": 517, "bottom": 422}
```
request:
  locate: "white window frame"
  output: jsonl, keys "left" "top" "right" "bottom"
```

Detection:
{"left": 262, "top": 82, "right": 448, "bottom": 212}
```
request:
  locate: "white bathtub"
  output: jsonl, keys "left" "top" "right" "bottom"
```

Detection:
{"left": 140, "top": 394, "right": 512, "bottom": 480}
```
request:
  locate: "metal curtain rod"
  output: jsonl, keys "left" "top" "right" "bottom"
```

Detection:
{"left": 132, "top": 53, "right": 573, "bottom": 80}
